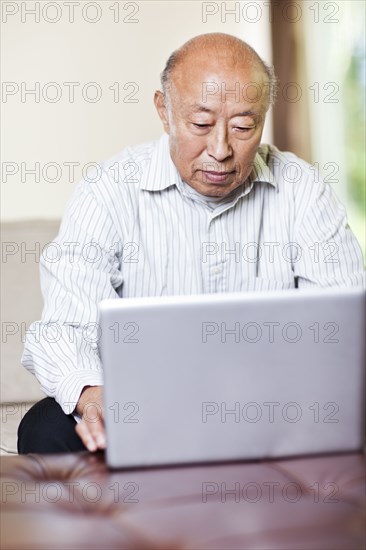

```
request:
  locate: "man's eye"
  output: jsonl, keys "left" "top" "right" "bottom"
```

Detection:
{"left": 193, "top": 123, "right": 210, "bottom": 128}
{"left": 235, "top": 127, "right": 255, "bottom": 132}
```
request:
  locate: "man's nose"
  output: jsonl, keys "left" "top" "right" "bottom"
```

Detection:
{"left": 206, "top": 128, "right": 232, "bottom": 162}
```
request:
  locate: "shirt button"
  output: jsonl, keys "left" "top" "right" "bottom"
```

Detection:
{"left": 212, "top": 266, "right": 221, "bottom": 274}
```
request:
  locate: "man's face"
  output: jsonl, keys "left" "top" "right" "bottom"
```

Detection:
{"left": 155, "top": 59, "right": 269, "bottom": 198}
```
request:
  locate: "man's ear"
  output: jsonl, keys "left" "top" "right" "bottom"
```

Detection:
{"left": 154, "top": 90, "right": 170, "bottom": 134}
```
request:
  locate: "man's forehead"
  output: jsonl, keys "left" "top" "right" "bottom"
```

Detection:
{"left": 171, "top": 65, "right": 269, "bottom": 113}
{"left": 190, "top": 104, "right": 212, "bottom": 113}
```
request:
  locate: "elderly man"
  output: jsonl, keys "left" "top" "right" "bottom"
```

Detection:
{"left": 18, "top": 33, "right": 364, "bottom": 454}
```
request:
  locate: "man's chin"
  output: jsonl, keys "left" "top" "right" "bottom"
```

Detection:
{"left": 191, "top": 180, "right": 238, "bottom": 198}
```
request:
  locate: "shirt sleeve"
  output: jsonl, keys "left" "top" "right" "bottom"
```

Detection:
{"left": 293, "top": 171, "right": 365, "bottom": 288}
{"left": 21, "top": 179, "right": 124, "bottom": 415}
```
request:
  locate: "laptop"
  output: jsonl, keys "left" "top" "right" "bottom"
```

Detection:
{"left": 99, "top": 287, "right": 365, "bottom": 469}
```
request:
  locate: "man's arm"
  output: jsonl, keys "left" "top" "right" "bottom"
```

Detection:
{"left": 21, "top": 178, "right": 123, "bottom": 449}
{"left": 292, "top": 170, "right": 364, "bottom": 287}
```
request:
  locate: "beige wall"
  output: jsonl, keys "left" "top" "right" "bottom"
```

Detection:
{"left": 1, "top": 0, "right": 273, "bottom": 220}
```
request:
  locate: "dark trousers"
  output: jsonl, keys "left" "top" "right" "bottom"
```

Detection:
{"left": 17, "top": 397, "right": 88, "bottom": 454}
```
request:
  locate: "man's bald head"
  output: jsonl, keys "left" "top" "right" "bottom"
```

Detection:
{"left": 160, "top": 33, "right": 278, "bottom": 110}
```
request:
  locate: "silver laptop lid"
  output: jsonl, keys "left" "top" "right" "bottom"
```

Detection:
{"left": 99, "top": 287, "right": 365, "bottom": 468}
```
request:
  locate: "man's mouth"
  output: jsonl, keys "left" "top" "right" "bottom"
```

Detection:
{"left": 201, "top": 170, "right": 235, "bottom": 183}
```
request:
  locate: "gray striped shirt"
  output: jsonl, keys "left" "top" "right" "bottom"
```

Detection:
{"left": 21, "top": 133, "right": 365, "bottom": 418}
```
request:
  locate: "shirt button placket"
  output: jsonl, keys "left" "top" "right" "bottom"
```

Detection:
{"left": 206, "top": 212, "right": 226, "bottom": 293}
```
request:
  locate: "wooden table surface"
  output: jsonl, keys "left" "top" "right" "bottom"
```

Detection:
{"left": 1, "top": 451, "right": 365, "bottom": 549}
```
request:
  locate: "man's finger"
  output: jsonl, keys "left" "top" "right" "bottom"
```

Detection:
{"left": 87, "top": 417, "right": 107, "bottom": 449}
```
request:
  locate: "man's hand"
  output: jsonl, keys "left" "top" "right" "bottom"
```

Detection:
{"left": 75, "top": 385, "right": 106, "bottom": 452}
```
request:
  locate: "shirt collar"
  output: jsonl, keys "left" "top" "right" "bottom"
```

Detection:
{"left": 140, "top": 133, "right": 276, "bottom": 191}
{"left": 140, "top": 133, "right": 180, "bottom": 191}
{"left": 248, "top": 145, "right": 277, "bottom": 188}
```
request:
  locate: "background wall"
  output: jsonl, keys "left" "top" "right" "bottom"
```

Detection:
{"left": 1, "top": 0, "right": 272, "bottom": 220}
